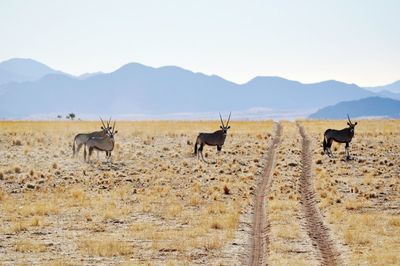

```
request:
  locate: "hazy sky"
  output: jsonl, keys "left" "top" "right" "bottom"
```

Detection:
{"left": 0, "top": 0, "right": 399, "bottom": 86}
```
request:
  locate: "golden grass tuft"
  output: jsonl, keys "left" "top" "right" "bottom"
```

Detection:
{"left": 78, "top": 238, "right": 133, "bottom": 256}
{"left": 276, "top": 225, "right": 300, "bottom": 240}
{"left": 69, "top": 186, "right": 88, "bottom": 207}
{"left": 0, "top": 189, "right": 6, "bottom": 201}
{"left": 10, "top": 220, "right": 30, "bottom": 233}
{"left": 388, "top": 216, "right": 400, "bottom": 227}
{"left": 203, "top": 236, "right": 224, "bottom": 250}
{"left": 344, "top": 227, "right": 371, "bottom": 245}
{"left": 15, "top": 239, "right": 46, "bottom": 253}
{"left": 19, "top": 200, "right": 59, "bottom": 216}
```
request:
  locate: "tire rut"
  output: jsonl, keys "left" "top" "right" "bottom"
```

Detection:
{"left": 298, "top": 124, "right": 342, "bottom": 266}
{"left": 249, "top": 122, "right": 282, "bottom": 266}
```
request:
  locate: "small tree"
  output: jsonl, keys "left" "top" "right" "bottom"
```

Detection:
{"left": 67, "top": 113, "right": 76, "bottom": 120}
{"left": 57, "top": 115, "right": 62, "bottom": 119}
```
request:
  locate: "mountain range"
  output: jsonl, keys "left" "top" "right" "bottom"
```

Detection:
{"left": 0, "top": 58, "right": 399, "bottom": 119}
{"left": 364, "top": 80, "right": 400, "bottom": 94}
{"left": 309, "top": 97, "right": 400, "bottom": 119}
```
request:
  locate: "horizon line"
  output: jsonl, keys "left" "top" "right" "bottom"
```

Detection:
{"left": 0, "top": 57, "right": 398, "bottom": 88}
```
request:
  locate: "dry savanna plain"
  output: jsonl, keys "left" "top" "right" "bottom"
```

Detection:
{"left": 0, "top": 120, "right": 399, "bottom": 265}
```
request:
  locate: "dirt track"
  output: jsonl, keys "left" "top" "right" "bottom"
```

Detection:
{"left": 249, "top": 122, "right": 282, "bottom": 266}
{"left": 298, "top": 124, "right": 342, "bottom": 266}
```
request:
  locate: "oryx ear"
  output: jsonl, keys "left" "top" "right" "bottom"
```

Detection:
{"left": 109, "top": 127, "right": 112, "bottom": 130}
{"left": 101, "top": 126, "right": 104, "bottom": 130}
{"left": 114, "top": 130, "right": 118, "bottom": 134}
{"left": 227, "top": 126, "right": 230, "bottom": 129}
{"left": 354, "top": 122, "right": 358, "bottom": 126}
{"left": 220, "top": 126, "right": 223, "bottom": 129}
{"left": 347, "top": 122, "right": 351, "bottom": 126}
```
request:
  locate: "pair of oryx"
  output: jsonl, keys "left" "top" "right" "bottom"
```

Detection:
{"left": 73, "top": 118, "right": 118, "bottom": 162}
{"left": 194, "top": 113, "right": 358, "bottom": 161}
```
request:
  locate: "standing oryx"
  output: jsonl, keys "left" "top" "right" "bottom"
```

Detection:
{"left": 194, "top": 112, "right": 231, "bottom": 162}
{"left": 85, "top": 120, "right": 118, "bottom": 162}
{"left": 323, "top": 115, "right": 358, "bottom": 160}
{"left": 72, "top": 117, "right": 112, "bottom": 158}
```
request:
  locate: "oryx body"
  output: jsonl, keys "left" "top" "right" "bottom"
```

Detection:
{"left": 73, "top": 130, "right": 106, "bottom": 157}
{"left": 194, "top": 113, "right": 231, "bottom": 162}
{"left": 323, "top": 115, "right": 358, "bottom": 160}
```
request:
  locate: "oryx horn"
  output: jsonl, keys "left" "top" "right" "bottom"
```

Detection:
{"left": 219, "top": 113, "right": 225, "bottom": 127}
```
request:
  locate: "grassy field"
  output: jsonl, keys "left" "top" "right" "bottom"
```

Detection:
{"left": 302, "top": 120, "right": 400, "bottom": 265}
{"left": 0, "top": 121, "right": 274, "bottom": 265}
{"left": 0, "top": 120, "right": 399, "bottom": 265}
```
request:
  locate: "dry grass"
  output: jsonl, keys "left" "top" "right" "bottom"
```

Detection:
{"left": 0, "top": 120, "right": 273, "bottom": 265}
{"left": 78, "top": 237, "right": 133, "bottom": 256}
{"left": 15, "top": 239, "right": 47, "bottom": 253}
{"left": 1, "top": 120, "right": 398, "bottom": 265}
{"left": 303, "top": 120, "right": 400, "bottom": 265}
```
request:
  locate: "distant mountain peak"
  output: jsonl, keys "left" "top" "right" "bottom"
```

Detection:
{"left": 0, "top": 57, "right": 64, "bottom": 84}
{"left": 115, "top": 62, "right": 153, "bottom": 72}
{"left": 0, "top": 58, "right": 57, "bottom": 71}
{"left": 245, "top": 76, "right": 302, "bottom": 85}
{"left": 309, "top": 96, "right": 400, "bottom": 119}
{"left": 363, "top": 80, "right": 400, "bottom": 94}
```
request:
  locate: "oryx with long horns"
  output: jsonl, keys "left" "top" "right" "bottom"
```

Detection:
{"left": 194, "top": 112, "right": 231, "bottom": 162}
{"left": 72, "top": 117, "right": 112, "bottom": 158}
{"left": 85, "top": 120, "right": 118, "bottom": 162}
{"left": 323, "top": 114, "right": 358, "bottom": 160}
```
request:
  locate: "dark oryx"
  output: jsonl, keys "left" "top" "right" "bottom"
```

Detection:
{"left": 194, "top": 112, "right": 231, "bottom": 162}
{"left": 85, "top": 120, "right": 118, "bottom": 162}
{"left": 72, "top": 117, "right": 112, "bottom": 158}
{"left": 323, "top": 115, "right": 358, "bottom": 160}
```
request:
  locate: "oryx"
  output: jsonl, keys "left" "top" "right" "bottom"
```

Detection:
{"left": 194, "top": 112, "right": 231, "bottom": 162}
{"left": 72, "top": 117, "right": 112, "bottom": 158}
{"left": 85, "top": 120, "right": 118, "bottom": 162}
{"left": 323, "top": 114, "right": 358, "bottom": 160}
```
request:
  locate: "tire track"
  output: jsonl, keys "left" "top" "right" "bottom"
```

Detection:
{"left": 298, "top": 124, "right": 342, "bottom": 266}
{"left": 249, "top": 122, "right": 282, "bottom": 266}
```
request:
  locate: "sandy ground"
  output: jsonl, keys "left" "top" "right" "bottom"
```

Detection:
{"left": 0, "top": 121, "right": 273, "bottom": 265}
{"left": 0, "top": 120, "right": 399, "bottom": 265}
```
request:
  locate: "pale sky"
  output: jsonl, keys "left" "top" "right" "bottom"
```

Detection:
{"left": 0, "top": 0, "right": 399, "bottom": 86}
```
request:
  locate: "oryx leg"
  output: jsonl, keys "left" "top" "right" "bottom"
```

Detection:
{"left": 199, "top": 143, "right": 208, "bottom": 163}
{"left": 197, "top": 143, "right": 202, "bottom": 160}
{"left": 345, "top": 142, "right": 351, "bottom": 160}
{"left": 196, "top": 142, "right": 201, "bottom": 160}
{"left": 84, "top": 145, "right": 87, "bottom": 161}
{"left": 88, "top": 147, "right": 94, "bottom": 163}
{"left": 76, "top": 143, "right": 83, "bottom": 155}
{"left": 328, "top": 139, "right": 334, "bottom": 157}
{"left": 217, "top": 145, "right": 222, "bottom": 153}
{"left": 107, "top": 151, "right": 113, "bottom": 163}
{"left": 216, "top": 145, "right": 222, "bottom": 163}
{"left": 324, "top": 137, "right": 329, "bottom": 156}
